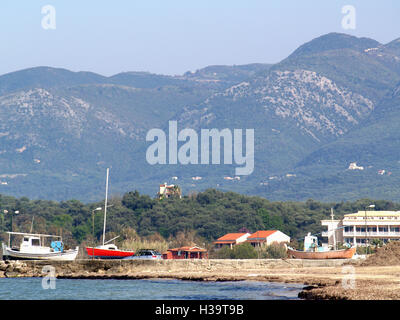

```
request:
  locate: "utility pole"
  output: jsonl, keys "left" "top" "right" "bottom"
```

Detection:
{"left": 331, "top": 208, "right": 336, "bottom": 250}
{"left": 30, "top": 216, "right": 34, "bottom": 233}
{"left": 92, "top": 207, "right": 102, "bottom": 259}
{"left": 4, "top": 210, "right": 19, "bottom": 232}
{"left": 365, "top": 204, "right": 375, "bottom": 254}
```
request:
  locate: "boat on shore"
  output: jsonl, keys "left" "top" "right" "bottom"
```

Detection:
{"left": 2, "top": 232, "right": 79, "bottom": 261}
{"left": 86, "top": 243, "right": 136, "bottom": 259}
{"left": 287, "top": 246, "right": 356, "bottom": 259}
{"left": 85, "top": 168, "right": 135, "bottom": 259}
{"left": 287, "top": 233, "right": 356, "bottom": 259}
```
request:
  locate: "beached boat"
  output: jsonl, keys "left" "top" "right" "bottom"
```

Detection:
{"left": 287, "top": 233, "right": 356, "bottom": 259}
{"left": 86, "top": 244, "right": 135, "bottom": 259}
{"left": 287, "top": 246, "right": 356, "bottom": 259}
{"left": 85, "top": 168, "right": 135, "bottom": 259}
{"left": 2, "top": 232, "right": 79, "bottom": 261}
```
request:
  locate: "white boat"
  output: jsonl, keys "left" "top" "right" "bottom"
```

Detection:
{"left": 2, "top": 232, "right": 79, "bottom": 261}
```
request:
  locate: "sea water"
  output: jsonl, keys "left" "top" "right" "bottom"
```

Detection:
{"left": 0, "top": 278, "right": 304, "bottom": 300}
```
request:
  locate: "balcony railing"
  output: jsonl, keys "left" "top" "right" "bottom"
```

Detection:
{"left": 343, "top": 231, "right": 400, "bottom": 237}
{"left": 322, "top": 231, "right": 400, "bottom": 237}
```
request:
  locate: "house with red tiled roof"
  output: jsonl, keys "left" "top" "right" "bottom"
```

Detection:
{"left": 246, "top": 230, "right": 290, "bottom": 247}
{"left": 162, "top": 246, "right": 208, "bottom": 259}
{"left": 213, "top": 233, "right": 251, "bottom": 249}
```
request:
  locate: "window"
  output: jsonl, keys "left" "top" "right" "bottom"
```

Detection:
{"left": 31, "top": 239, "right": 40, "bottom": 246}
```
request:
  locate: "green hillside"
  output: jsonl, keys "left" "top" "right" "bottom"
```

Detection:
{"left": 0, "top": 33, "right": 400, "bottom": 201}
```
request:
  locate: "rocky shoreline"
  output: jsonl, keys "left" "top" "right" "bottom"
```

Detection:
{"left": 1, "top": 258, "right": 399, "bottom": 300}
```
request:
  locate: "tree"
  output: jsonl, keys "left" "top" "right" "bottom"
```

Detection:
{"left": 122, "top": 190, "right": 154, "bottom": 214}
{"left": 258, "top": 208, "right": 284, "bottom": 230}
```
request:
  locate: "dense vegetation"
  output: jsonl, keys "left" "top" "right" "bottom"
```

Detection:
{"left": 1, "top": 189, "right": 398, "bottom": 250}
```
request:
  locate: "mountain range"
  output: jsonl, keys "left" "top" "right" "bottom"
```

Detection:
{"left": 1, "top": 32, "right": 400, "bottom": 202}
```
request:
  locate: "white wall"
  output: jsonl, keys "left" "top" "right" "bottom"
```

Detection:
{"left": 235, "top": 233, "right": 251, "bottom": 244}
{"left": 266, "top": 231, "right": 290, "bottom": 245}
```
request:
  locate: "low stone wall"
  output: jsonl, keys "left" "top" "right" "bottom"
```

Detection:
{"left": 0, "top": 258, "right": 354, "bottom": 278}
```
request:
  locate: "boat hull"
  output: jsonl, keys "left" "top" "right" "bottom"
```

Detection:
{"left": 86, "top": 247, "right": 135, "bottom": 259}
{"left": 2, "top": 243, "right": 79, "bottom": 261}
{"left": 287, "top": 247, "right": 356, "bottom": 259}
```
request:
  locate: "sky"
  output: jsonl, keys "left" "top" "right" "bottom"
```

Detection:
{"left": 0, "top": 0, "right": 399, "bottom": 76}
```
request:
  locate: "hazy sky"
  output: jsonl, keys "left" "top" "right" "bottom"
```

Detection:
{"left": 0, "top": 0, "right": 399, "bottom": 76}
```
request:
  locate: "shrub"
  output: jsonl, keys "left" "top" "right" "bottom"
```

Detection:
{"left": 213, "top": 246, "right": 234, "bottom": 259}
{"left": 356, "top": 246, "right": 376, "bottom": 255}
{"left": 213, "top": 243, "right": 258, "bottom": 259}
{"left": 231, "top": 243, "right": 258, "bottom": 259}
{"left": 265, "top": 243, "right": 288, "bottom": 259}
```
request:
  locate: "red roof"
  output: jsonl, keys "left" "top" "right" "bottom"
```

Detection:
{"left": 247, "top": 230, "right": 277, "bottom": 240}
{"left": 166, "top": 246, "right": 207, "bottom": 253}
{"left": 214, "top": 233, "right": 248, "bottom": 243}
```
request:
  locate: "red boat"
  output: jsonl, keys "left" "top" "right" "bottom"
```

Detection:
{"left": 86, "top": 244, "right": 135, "bottom": 259}
{"left": 85, "top": 168, "right": 135, "bottom": 259}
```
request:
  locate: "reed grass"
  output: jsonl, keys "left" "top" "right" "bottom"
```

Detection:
{"left": 120, "top": 238, "right": 169, "bottom": 253}
{"left": 119, "top": 228, "right": 169, "bottom": 253}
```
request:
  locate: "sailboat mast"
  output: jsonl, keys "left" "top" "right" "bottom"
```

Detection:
{"left": 102, "top": 168, "right": 109, "bottom": 246}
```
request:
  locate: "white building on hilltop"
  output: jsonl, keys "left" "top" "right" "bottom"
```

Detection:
{"left": 348, "top": 162, "right": 364, "bottom": 170}
{"left": 322, "top": 210, "right": 400, "bottom": 247}
{"left": 158, "top": 183, "right": 182, "bottom": 199}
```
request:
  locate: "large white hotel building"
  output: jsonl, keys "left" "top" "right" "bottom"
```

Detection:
{"left": 322, "top": 210, "right": 400, "bottom": 247}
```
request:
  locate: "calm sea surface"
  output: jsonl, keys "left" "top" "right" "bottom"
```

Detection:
{"left": 0, "top": 278, "right": 304, "bottom": 300}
